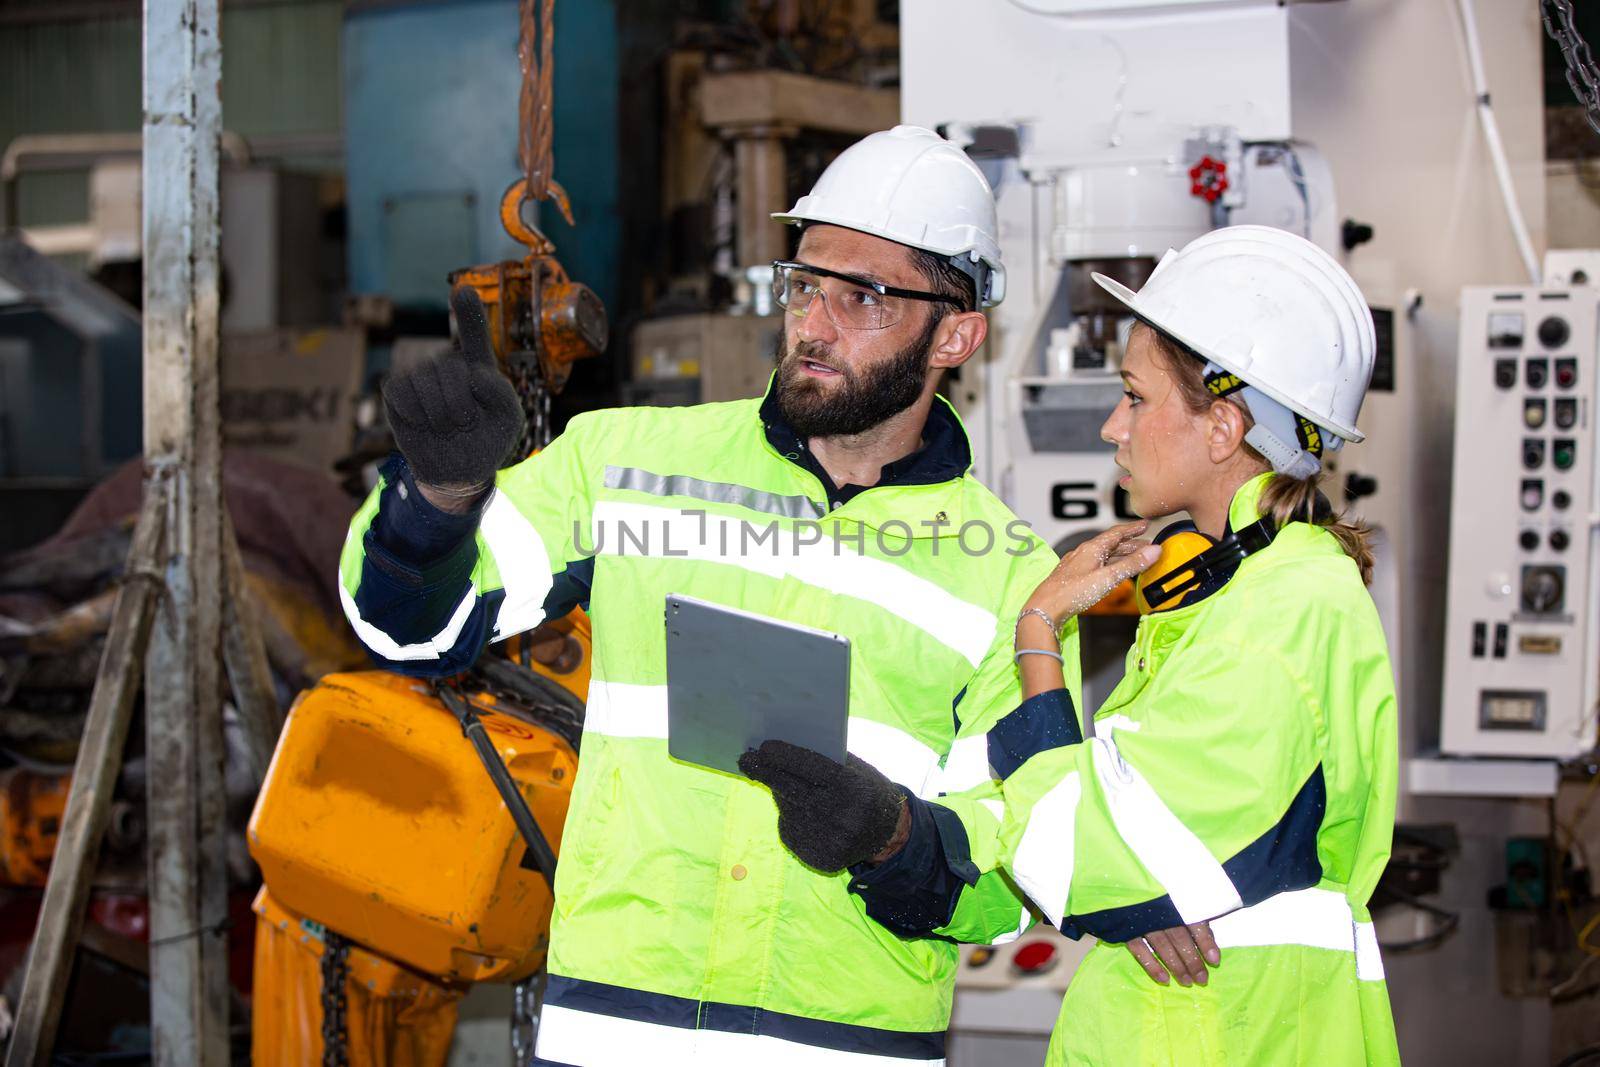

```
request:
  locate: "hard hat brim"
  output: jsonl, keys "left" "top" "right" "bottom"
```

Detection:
{"left": 1091, "top": 272, "right": 1366, "bottom": 444}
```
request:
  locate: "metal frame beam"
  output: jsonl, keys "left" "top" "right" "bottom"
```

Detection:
{"left": 141, "top": 0, "right": 230, "bottom": 1061}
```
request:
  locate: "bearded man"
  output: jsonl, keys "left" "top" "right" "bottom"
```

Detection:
{"left": 341, "top": 125, "right": 1072, "bottom": 1066}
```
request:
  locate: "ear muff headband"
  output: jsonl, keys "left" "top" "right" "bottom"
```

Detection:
{"left": 1137, "top": 518, "right": 1276, "bottom": 613}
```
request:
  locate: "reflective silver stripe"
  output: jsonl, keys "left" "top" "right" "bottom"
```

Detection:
{"left": 582, "top": 681, "right": 948, "bottom": 799}
{"left": 1090, "top": 727, "right": 1243, "bottom": 923}
{"left": 339, "top": 577, "right": 477, "bottom": 662}
{"left": 1009, "top": 770, "right": 1082, "bottom": 928}
{"left": 536, "top": 1004, "right": 945, "bottom": 1066}
{"left": 480, "top": 490, "right": 555, "bottom": 639}
{"left": 1209, "top": 886, "right": 1386, "bottom": 980}
{"left": 606, "top": 465, "right": 823, "bottom": 520}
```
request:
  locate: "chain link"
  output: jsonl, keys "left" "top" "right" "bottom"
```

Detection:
{"left": 320, "top": 927, "right": 350, "bottom": 1067}
{"left": 511, "top": 360, "right": 553, "bottom": 458}
{"left": 1543, "top": 0, "right": 1600, "bottom": 136}
{"left": 511, "top": 978, "right": 538, "bottom": 1065}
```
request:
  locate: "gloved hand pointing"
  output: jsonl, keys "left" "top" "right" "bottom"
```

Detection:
{"left": 739, "top": 741, "right": 909, "bottom": 873}
{"left": 382, "top": 287, "right": 526, "bottom": 494}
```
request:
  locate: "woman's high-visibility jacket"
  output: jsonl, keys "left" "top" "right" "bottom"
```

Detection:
{"left": 992, "top": 473, "right": 1400, "bottom": 1066}
{"left": 339, "top": 389, "right": 1067, "bottom": 1066}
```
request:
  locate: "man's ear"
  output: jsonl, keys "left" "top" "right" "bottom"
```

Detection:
{"left": 1206, "top": 399, "right": 1251, "bottom": 464}
{"left": 928, "top": 310, "right": 989, "bottom": 370}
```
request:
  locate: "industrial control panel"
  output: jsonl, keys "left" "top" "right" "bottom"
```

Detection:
{"left": 1441, "top": 287, "right": 1600, "bottom": 759}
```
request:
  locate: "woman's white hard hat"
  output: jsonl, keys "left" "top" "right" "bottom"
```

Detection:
{"left": 773, "top": 124, "right": 1007, "bottom": 308}
{"left": 1093, "top": 225, "right": 1376, "bottom": 443}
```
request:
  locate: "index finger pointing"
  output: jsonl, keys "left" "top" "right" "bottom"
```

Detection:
{"left": 450, "top": 286, "right": 497, "bottom": 366}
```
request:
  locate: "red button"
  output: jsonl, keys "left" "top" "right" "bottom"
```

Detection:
{"left": 1011, "top": 940, "right": 1059, "bottom": 975}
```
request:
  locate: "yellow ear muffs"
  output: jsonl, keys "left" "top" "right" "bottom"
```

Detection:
{"left": 1134, "top": 529, "right": 1217, "bottom": 614}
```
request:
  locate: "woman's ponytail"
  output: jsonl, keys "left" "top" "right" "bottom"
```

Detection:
{"left": 1257, "top": 473, "right": 1376, "bottom": 586}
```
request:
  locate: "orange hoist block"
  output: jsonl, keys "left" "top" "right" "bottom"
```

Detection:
{"left": 250, "top": 887, "right": 464, "bottom": 1067}
{"left": 247, "top": 670, "right": 577, "bottom": 983}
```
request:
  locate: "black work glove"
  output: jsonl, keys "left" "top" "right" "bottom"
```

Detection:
{"left": 382, "top": 287, "right": 526, "bottom": 490}
{"left": 739, "top": 740, "right": 907, "bottom": 873}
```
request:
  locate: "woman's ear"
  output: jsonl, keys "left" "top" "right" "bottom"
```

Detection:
{"left": 1206, "top": 399, "right": 1250, "bottom": 464}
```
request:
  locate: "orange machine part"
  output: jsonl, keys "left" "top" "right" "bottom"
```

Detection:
{"left": 247, "top": 670, "right": 577, "bottom": 984}
{"left": 0, "top": 770, "right": 70, "bottom": 886}
{"left": 251, "top": 887, "right": 463, "bottom": 1067}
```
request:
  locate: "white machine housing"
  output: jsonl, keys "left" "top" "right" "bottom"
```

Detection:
{"left": 903, "top": 1, "right": 1367, "bottom": 557}
{"left": 1441, "top": 284, "right": 1600, "bottom": 759}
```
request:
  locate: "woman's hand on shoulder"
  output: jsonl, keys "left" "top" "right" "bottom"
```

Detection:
{"left": 1023, "top": 521, "right": 1161, "bottom": 628}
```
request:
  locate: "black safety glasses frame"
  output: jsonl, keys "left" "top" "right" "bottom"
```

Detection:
{"left": 770, "top": 260, "right": 952, "bottom": 306}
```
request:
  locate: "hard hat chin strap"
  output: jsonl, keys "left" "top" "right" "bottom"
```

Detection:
{"left": 1202, "top": 362, "right": 1334, "bottom": 481}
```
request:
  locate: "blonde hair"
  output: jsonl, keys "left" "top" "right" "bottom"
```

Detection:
{"left": 1143, "top": 325, "right": 1376, "bottom": 585}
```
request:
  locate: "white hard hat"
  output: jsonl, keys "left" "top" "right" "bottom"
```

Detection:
{"left": 1093, "top": 225, "right": 1375, "bottom": 444}
{"left": 774, "top": 125, "right": 1006, "bottom": 308}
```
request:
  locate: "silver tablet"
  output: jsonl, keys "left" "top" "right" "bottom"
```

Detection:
{"left": 664, "top": 593, "right": 850, "bottom": 776}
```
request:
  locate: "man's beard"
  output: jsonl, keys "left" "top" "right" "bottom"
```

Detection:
{"left": 774, "top": 314, "right": 940, "bottom": 438}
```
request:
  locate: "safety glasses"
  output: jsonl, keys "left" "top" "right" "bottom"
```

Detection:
{"left": 770, "top": 260, "right": 951, "bottom": 331}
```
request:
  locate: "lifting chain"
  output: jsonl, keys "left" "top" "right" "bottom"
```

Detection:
{"left": 512, "top": 358, "right": 554, "bottom": 456}
{"left": 511, "top": 977, "right": 538, "bottom": 1065}
{"left": 319, "top": 926, "right": 351, "bottom": 1067}
{"left": 1543, "top": 0, "right": 1600, "bottom": 137}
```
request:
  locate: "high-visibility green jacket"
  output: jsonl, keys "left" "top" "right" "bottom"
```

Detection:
{"left": 339, "top": 388, "right": 1069, "bottom": 1065}
{"left": 990, "top": 473, "right": 1400, "bottom": 1066}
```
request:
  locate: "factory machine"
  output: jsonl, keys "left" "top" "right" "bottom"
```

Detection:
{"left": 1440, "top": 254, "right": 1600, "bottom": 763}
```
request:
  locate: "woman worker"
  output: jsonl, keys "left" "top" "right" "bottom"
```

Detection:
{"left": 743, "top": 225, "right": 1401, "bottom": 1065}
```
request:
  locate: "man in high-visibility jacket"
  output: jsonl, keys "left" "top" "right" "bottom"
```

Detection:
{"left": 342, "top": 126, "right": 1111, "bottom": 1066}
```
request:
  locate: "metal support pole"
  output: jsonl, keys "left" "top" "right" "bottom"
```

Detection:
{"left": 141, "top": 1, "right": 229, "bottom": 1062}
{"left": 4, "top": 487, "right": 167, "bottom": 1067}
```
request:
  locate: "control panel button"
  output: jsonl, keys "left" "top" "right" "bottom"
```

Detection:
{"left": 1523, "top": 439, "right": 1546, "bottom": 470}
{"left": 1550, "top": 529, "right": 1570, "bottom": 552}
{"left": 1472, "top": 621, "right": 1487, "bottom": 658}
{"left": 1521, "top": 479, "right": 1544, "bottom": 511}
{"left": 1555, "top": 397, "right": 1578, "bottom": 430}
{"left": 1525, "top": 399, "right": 1547, "bottom": 428}
{"left": 1554, "top": 489, "right": 1573, "bottom": 510}
{"left": 1527, "top": 358, "right": 1549, "bottom": 389}
{"left": 1521, "top": 565, "right": 1566, "bottom": 615}
{"left": 1011, "top": 940, "right": 1059, "bottom": 976}
{"left": 1556, "top": 358, "right": 1579, "bottom": 389}
{"left": 1539, "top": 315, "right": 1571, "bottom": 349}
{"left": 1495, "top": 359, "right": 1518, "bottom": 390}
{"left": 1493, "top": 622, "right": 1509, "bottom": 658}
{"left": 1519, "top": 529, "right": 1540, "bottom": 551}
{"left": 1554, "top": 438, "right": 1577, "bottom": 470}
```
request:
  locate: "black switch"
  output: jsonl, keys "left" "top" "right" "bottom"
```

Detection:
{"left": 1524, "top": 439, "right": 1546, "bottom": 470}
{"left": 1539, "top": 315, "right": 1571, "bottom": 349}
{"left": 1472, "top": 621, "right": 1487, "bottom": 657}
{"left": 1555, "top": 397, "right": 1578, "bottom": 430}
{"left": 1495, "top": 359, "right": 1518, "bottom": 389}
{"left": 1551, "top": 529, "right": 1570, "bottom": 552}
{"left": 1493, "top": 622, "right": 1509, "bottom": 659}
{"left": 1554, "top": 489, "right": 1573, "bottom": 510}
{"left": 1528, "top": 358, "right": 1550, "bottom": 389}
{"left": 1520, "top": 529, "right": 1540, "bottom": 551}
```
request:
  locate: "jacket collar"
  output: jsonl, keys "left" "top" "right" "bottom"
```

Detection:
{"left": 1227, "top": 472, "right": 1275, "bottom": 532}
